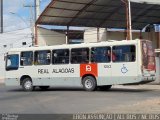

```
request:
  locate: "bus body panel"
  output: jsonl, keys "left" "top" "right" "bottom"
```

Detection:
{"left": 5, "top": 39, "right": 156, "bottom": 88}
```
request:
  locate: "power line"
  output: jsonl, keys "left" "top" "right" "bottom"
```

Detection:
{"left": 3, "top": 27, "right": 31, "bottom": 33}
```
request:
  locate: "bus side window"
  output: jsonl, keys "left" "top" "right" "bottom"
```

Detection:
{"left": 52, "top": 49, "right": 69, "bottom": 64}
{"left": 34, "top": 50, "right": 51, "bottom": 65}
{"left": 112, "top": 45, "right": 136, "bottom": 62}
{"left": 20, "top": 51, "right": 33, "bottom": 66}
{"left": 71, "top": 48, "right": 89, "bottom": 64}
{"left": 91, "top": 46, "right": 111, "bottom": 63}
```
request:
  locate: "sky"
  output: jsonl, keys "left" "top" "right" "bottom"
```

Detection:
{"left": 3, "top": 0, "right": 160, "bottom": 32}
{"left": 3, "top": 0, "right": 51, "bottom": 32}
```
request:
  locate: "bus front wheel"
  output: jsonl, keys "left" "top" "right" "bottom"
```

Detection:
{"left": 82, "top": 76, "right": 97, "bottom": 91}
{"left": 22, "top": 78, "right": 34, "bottom": 92}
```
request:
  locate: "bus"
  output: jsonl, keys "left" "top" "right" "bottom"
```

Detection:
{"left": 5, "top": 39, "right": 156, "bottom": 91}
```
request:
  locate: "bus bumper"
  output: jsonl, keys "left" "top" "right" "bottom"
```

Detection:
{"left": 5, "top": 78, "right": 20, "bottom": 86}
{"left": 140, "top": 76, "right": 156, "bottom": 84}
{"left": 124, "top": 76, "right": 155, "bottom": 85}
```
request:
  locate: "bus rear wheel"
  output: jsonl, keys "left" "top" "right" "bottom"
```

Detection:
{"left": 22, "top": 78, "right": 34, "bottom": 92}
{"left": 82, "top": 76, "right": 97, "bottom": 91}
{"left": 39, "top": 86, "right": 50, "bottom": 90}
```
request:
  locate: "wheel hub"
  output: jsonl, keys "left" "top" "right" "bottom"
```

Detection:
{"left": 85, "top": 79, "right": 93, "bottom": 89}
{"left": 24, "top": 81, "right": 32, "bottom": 90}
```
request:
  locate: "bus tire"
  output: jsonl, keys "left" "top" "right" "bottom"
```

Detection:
{"left": 99, "top": 85, "right": 112, "bottom": 91}
{"left": 82, "top": 76, "right": 97, "bottom": 91}
{"left": 22, "top": 78, "right": 34, "bottom": 92}
{"left": 39, "top": 86, "right": 50, "bottom": 90}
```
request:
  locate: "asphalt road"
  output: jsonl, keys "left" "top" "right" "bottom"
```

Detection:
{"left": 0, "top": 84, "right": 160, "bottom": 114}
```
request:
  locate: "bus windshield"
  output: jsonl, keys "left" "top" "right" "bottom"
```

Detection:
{"left": 6, "top": 54, "right": 19, "bottom": 71}
{"left": 141, "top": 40, "right": 155, "bottom": 72}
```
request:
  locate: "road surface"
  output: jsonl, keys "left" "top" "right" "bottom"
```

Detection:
{"left": 0, "top": 84, "right": 160, "bottom": 114}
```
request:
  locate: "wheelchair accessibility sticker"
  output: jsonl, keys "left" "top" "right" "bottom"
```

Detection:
{"left": 121, "top": 64, "right": 128, "bottom": 74}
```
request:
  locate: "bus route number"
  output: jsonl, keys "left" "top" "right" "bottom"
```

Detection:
{"left": 104, "top": 65, "right": 111, "bottom": 68}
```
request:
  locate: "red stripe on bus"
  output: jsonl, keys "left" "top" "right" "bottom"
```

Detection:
{"left": 80, "top": 64, "right": 98, "bottom": 77}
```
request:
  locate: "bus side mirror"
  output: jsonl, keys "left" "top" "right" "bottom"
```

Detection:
{"left": 4, "top": 53, "right": 7, "bottom": 61}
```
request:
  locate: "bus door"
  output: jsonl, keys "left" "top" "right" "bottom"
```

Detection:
{"left": 111, "top": 45, "right": 137, "bottom": 84}
{"left": 91, "top": 46, "right": 112, "bottom": 82}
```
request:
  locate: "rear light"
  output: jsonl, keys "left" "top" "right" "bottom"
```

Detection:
{"left": 154, "top": 58, "right": 156, "bottom": 72}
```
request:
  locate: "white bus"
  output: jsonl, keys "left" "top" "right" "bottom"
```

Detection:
{"left": 5, "top": 39, "right": 156, "bottom": 91}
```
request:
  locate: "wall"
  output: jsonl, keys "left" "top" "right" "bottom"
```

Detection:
{"left": 37, "top": 27, "right": 66, "bottom": 46}
{"left": 84, "top": 28, "right": 159, "bottom": 50}
{"left": 84, "top": 28, "right": 106, "bottom": 43}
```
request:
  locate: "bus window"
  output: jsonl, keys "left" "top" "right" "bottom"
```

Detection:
{"left": 52, "top": 49, "right": 69, "bottom": 64}
{"left": 34, "top": 50, "right": 51, "bottom": 65}
{"left": 6, "top": 54, "right": 19, "bottom": 71}
{"left": 112, "top": 45, "right": 136, "bottom": 62}
{"left": 71, "top": 48, "right": 89, "bottom": 64}
{"left": 20, "top": 51, "right": 33, "bottom": 66}
{"left": 91, "top": 46, "right": 111, "bottom": 63}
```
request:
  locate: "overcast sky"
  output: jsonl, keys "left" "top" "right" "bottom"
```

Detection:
{"left": 3, "top": 0, "right": 51, "bottom": 32}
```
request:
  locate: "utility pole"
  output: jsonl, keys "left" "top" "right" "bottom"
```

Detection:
{"left": 24, "top": 0, "right": 40, "bottom": 46}
{"left": 128, "top": 0, "right": 132, "bottom": 40}
{"left": 122, "top": 0, "right": 132, "bottom": 40}
{"left": 0, "top": 0, "right": 3, "bottom": 33}
{"left": 24, "top": 2, "right": 35, "bottom": 46}
{"left": 34, "top": 0, "right": 40, "bottom": 46}
{"left": 35, "top": 0, "right": 40, "bottom": 21}
{"left": 24, "top": 4, "right": 34, "bottom": 46}
{"left": 25, "top": 0, "right": 40, "bottom": 22}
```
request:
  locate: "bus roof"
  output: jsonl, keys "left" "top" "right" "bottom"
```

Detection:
{"left": 8, "top": 39, "right": 141, "bottom": 52}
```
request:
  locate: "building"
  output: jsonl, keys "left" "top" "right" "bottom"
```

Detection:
{"left": 0, "top": 28, "right": 32, "bottom": 79}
